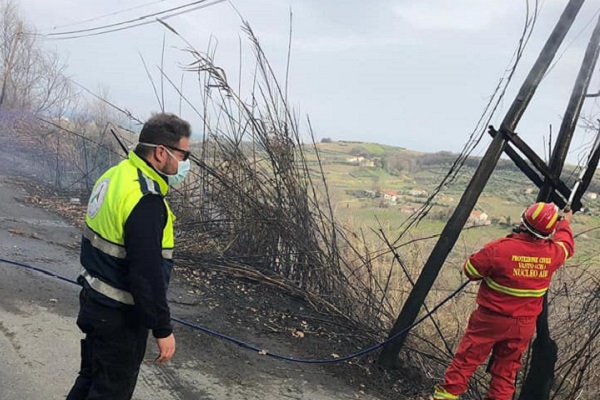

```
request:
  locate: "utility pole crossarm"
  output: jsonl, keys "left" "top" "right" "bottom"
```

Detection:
{"left": 489, "top": 126, "right": 575, "bottom": 208}
{"left": 487, "top": 128, "right": 567, "bottom": 208}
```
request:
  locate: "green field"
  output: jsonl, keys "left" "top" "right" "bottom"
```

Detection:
{"left": 311, "top": 141, "right": 600, "bottom": 264}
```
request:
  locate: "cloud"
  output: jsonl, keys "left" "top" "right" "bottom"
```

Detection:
{"left": 393, "top": 0, "right": 515, "bottom": 31}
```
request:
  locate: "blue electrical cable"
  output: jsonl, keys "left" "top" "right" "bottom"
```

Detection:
{"left": 0, "top": 256, "right": 469, "bottom": 364}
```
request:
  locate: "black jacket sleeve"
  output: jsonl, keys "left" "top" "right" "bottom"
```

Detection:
{"left": 124, "top": 194, "right": 173, "bottom": 338}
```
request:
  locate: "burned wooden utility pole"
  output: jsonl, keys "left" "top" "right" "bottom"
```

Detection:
{"left": 378, "top": 0, "right": 585, "bottom": 369}
{"left": 519, "top": 13, "right": 600, "bottom": 400}
{"left": 573, "top": 123, "right": 600, "bottom": 201}
{"left": 538, "top": 16, "right": 600, "bottom": 203}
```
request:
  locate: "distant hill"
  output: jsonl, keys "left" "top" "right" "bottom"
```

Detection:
{"left": 314, "top": 140, "right": 600, "bottom": 201}
{"left": 309, "top": 141, "right": 600, "bottom": 241}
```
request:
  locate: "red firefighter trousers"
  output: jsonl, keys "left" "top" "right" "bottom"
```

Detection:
{"left": 439, "top": 307, "right": 536, "bottom": 400}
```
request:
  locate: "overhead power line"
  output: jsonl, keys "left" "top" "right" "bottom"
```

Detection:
{"left": 46, "top": 0, "right": 209, "bottom": 36}
{"left": 42, "top": 0, "right": 227, "bottom": 40}
{"left": 41, "top": 0, "right": 168, "bottom": 32}
{"left": 41, "top": 0, "right": 226, "bottom": 41}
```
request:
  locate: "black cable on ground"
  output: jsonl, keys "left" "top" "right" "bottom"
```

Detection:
{"left": 0, "top": 256, "right": 469, "bottom": 364}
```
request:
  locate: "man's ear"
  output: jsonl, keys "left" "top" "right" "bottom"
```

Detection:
{"left": 154, "top": 146, "right": 167, "bottom": 164}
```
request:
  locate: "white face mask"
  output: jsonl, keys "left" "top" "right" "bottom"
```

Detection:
{"left": 163, "top": 148, "right": 190, "bottom": 186}
{"left": 138, "top": 142, "right": 191, "bottom": 186}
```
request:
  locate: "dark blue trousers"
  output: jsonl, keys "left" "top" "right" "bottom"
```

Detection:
{"left": 66, "top": 289, "right": 148, "bottom": 400}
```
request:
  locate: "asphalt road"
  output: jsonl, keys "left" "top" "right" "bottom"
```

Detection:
{"left": 0, "top": 176, "right": 203, "bottom": 399}
{"left": 0, "top": 176, "right": 380, "bottom": 400}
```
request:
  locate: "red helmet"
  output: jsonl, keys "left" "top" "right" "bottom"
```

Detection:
{"left": 521, "top": 202, "right": 559, "bottom": 238}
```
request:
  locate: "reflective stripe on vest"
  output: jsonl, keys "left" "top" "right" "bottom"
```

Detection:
{"left": 464, "top": 259, "right": 482, "bottom": 279}
{"left": 81, "top": 268, "right": 134, "bottom": 305}
{"left": 83, "top": 225, "right": 126, "bottom": 259}
{"left": 83, "top": 225, "right": 174, "bottom": 260}
{"left": 484, "top": 277, "right": 548, "bottom": 298}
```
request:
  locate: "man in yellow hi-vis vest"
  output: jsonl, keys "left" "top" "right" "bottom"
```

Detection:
{"left": 67, "top": 113, "right": 192, "bottom": 400}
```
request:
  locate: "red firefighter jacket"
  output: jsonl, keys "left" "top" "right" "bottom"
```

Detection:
{"left": 464, "top": 220, "right": 574, "bottom": 318}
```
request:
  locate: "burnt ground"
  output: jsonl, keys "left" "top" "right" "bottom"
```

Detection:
{"left": 0, "top": 172, "right": 440, "bottom": 400}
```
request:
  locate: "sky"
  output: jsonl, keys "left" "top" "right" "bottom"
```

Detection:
{"left": 17, "top": 0, "right": 600, "bottom": 163}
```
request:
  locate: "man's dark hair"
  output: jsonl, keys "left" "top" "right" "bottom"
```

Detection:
{"left": 136, "top": 113, "right": 191, "bottom": 157}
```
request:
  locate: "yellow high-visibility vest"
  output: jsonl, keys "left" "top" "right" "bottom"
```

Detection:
{"left": 81, "top": 151, "right": 175, "bottom": 304}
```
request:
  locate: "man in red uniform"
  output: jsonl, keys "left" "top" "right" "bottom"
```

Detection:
{"left": 433, "top": 202, "right": 574, "bottom": 400}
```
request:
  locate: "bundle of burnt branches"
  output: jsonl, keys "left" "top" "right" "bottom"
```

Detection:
{"left": 158, "top": 21, "right": 408, "bottom": 338}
